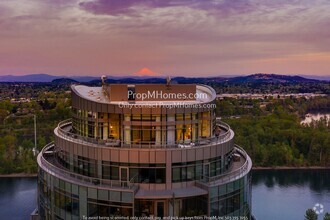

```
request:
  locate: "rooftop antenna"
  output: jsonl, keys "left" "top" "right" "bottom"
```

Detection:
{"left": 166, "top": 75, "right": 171, "bottom": 86}
{"left": 101, "top": 75, "right": 107, "bottom": 86}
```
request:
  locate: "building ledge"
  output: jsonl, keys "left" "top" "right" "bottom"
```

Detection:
{"left": 56, "top": 119, "right": 233, "bottom": 149}
{"left": 196, "top": 145, "right": 252, "bottom": 187}
{"left": 37, "top": 143, "right": 138, "bottom": 192}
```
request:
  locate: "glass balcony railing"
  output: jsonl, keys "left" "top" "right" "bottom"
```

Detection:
{"left": 196, "top": 145, "right": 252, "bottom": 186}
{"left": 56, "top": 119, "right": 233, "bottom": 149}
{"left": 38, "top": 142, "right": 138, "bottom": 190}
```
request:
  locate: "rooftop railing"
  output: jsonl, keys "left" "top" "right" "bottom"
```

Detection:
{"left": 56, "top": 119, "right": 232, "bottom": 149}
{"left": 197, "top": 145, "right": 251, "bottom": 186}
{"left": 38, "top": 142, "right": 138, "bottom": 191}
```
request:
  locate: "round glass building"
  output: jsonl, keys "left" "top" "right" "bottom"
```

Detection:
{"left": 35, "top": 81, "right": 252, "bottom": 220}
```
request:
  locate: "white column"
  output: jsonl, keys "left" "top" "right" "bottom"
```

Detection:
{"left": 167, "top": 115, "right": 175, "bottom": 146}
{"left": 103, "top": 113, "right": 108, "bottom": 140}
{"left": 124, "top": 115, "right": 131, "bottom": 145}
{"left": 156, "top": 115, "right": 161, "bottom": 146}
{"left": 192, "top": 113, "right": 197, "bottom": 141}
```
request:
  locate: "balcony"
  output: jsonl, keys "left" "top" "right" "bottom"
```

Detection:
{"left": 56, "top": 119, "right": 233, "bottom": 149}
{"left": 37, "top": 142, "right": 138, "bottom": 191}
{"left": 196, "top": 145, "right": 252, "bottom": 187}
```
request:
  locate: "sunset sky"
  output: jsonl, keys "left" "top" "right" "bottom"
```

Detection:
{"left": 0, "top": 0, "right": 330, "bottom": 77}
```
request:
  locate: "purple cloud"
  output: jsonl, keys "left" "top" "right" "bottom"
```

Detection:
{"left": 78, "top": 0, "right": 254, "bottom": 16}
{"left": 78, "top": 0, "right": 179, "bottom": 15}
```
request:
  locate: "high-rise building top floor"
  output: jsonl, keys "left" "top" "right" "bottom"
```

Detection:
{"left": 34, "top": 80, "right": 253, "bottom": 220}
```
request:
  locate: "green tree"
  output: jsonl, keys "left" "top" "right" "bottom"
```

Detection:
{"left": 38, "top": 136, "right": 46, "bottom": 150}
{"left": 324, "top": 213, "right": 330, "bottom": 220}
{"left": 305, "top": 209, "right": 317, "bottom": 220}
{"left": 21, "top": 139, "right": 34, "bottom": 149}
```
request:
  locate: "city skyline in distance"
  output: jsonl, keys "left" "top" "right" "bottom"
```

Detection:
{"left": 0, "top": 0, "right": 330, "bottom": 76}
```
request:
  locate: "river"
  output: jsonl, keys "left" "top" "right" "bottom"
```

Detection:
{"left": 1, "top": 170, "right": 330, "bottom": 220}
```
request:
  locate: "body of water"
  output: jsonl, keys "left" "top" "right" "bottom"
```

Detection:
{"left": 1, "top": 170, "right": 330, "bottom": 220}
{"left": 0, "top": 177, "right": 37, "bottom": 220}
{"left": 252, "top": 170, "right": 330, "bottom": 220}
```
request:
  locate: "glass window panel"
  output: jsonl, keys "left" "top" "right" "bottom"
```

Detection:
{"left": 196, "top": 164, "right": 203, "bottom": 180}
{"left": 156, "top": 168, "right": 166, "bottom": 183}
{"left": 149, "top": 169, "right": 156, "bottom": 183}
{"left": 98, "top": 189, "right": 108, "bottom": 201}
{"left": 141, "top": 115, "right": 151, "bottom": 121}
{"left": 102, "top": 164, "right": 111, "bottom": 179}
{"left": 109, "top": 191, "right": 120, "bottom": 202}
{"left": 210, "top": 187, "right": 218, "bottom": 198}
{"left": 88, "top": 188, "right": 97, "bottom": 199}
{"left": 129, "top": 168, "right": 139, "bottom": 182}
{"left": 181, "top": 167, "right": 187, "bottom": 181}
{"left": 185, "top": 113, "right": 192, "bottom": 120}
{"left": 108, "top": 114, "right": 120, "bottom": 139}
{"left": 227, "top": 181, "right": 234, "bottom": 193}
{"left": 132, "top": 114, "right": 141, "bottom": 121}
{"left": 140, "top": 168, "right": 150, "bottom": 183}
{"left": 176, "top": 124, "right": 183, "bottom": 142}
{"left": 88, "top": 202, "right": 98, "bottom": 217}
{"left": 72, "top": 184, "right": 78, "bottom": 195}
{"left": 72, "top": 198, "right": 79, "bottom": 216}
{"left": 121, "top": 192, "right": 133, "bottom": 203}
{"left": 172, "top": 168, "right": 181, "bottom": 182}
{"left": 65, "top": 182, "right": 71, "bottom": 192}
{"left": 219, "top": 185, "right": 226, "bottom": 196}
{"left": 111, "top": 167, "right": 119, "bottom": 180}
{"left": 65, "top": 194, "right": 72, "bottom": 213}
{"left": 187, "top": 166, "right": 195, "bottom": 181}
{"left": 210, "top": 162, "right": 216, "bottom": 177}
{"left": 99, "top": 205, "right": 109, "bottom": 217}
{"left": 53, "top": 177, "right": 59, "bottom": 187}
{"left": 210, "top": 202, "right": 219, "bottom": 216}
{"left": 216, "top": 160, "right": 221, "bottom": 175}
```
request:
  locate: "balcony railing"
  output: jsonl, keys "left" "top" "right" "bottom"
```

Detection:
{"left": 197, "top": 145, "right": 251, "bottom": 186}
{"left": 56, "top": 119, "right": 232, "bottom": 149}
{"left": 38, "top": 142, "right": 138, "bottom": 190}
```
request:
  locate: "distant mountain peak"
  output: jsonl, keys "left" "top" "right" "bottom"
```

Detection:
{"left": 133, "top": 68, "right": 162, "bottom": 77}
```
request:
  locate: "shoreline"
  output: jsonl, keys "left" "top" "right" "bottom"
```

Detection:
{"left": 0, "top": 173, "right": 37, "bottom": 177}
{"left": 252, "top": 166, "right": 330, "bottom": 170}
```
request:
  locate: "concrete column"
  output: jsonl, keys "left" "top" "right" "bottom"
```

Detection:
{"left": 79, "top": 186, "right": 87, "bottom": 218}
{"left": 98, "top": 160, "right": 102, "bottom": 178}
{"left": 168, "top": 200, "right": 174, "bottom": 216}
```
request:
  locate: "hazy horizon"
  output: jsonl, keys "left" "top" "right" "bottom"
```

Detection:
{"left": 1, "top": 0, "right": 330, "bottom": 76}
{"left": 0, "top": 72, "right": 329, "bottom": 79}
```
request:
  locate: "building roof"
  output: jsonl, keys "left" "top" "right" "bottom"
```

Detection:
{"left": 72, "top": 84, "right": 216, "bottom": 105}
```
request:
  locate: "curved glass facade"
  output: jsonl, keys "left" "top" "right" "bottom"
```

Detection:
{"left": 38, "top": 168, "right": 134, "bottom": 220}
{"left": 36, "top": 83, "right": 253, "bottom": 220}
{"left": 71, "top": 110, "right": 214, "bottom": 147}
{"left": 209, "top": 174, "right": 252, "bottom": 217}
